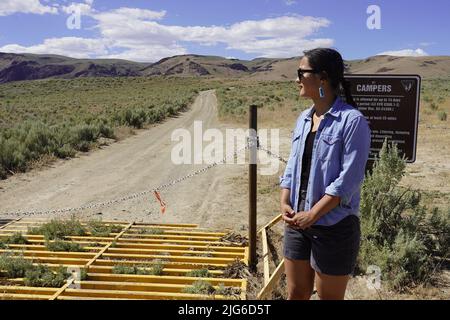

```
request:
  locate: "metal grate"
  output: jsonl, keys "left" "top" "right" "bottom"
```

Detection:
{"left": 0, "top": 218, "right": 248, "bottom": 300}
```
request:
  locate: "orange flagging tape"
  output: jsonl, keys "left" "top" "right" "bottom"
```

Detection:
{"left": 153, "top": 191, "right": 167, "bottom": 214}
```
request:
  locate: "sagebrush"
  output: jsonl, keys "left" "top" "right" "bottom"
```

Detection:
{"left": 358, "top": 140, "right": 450, "bottom": 291}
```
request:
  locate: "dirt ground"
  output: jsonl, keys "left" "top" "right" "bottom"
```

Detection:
{"left": 399, "top": 121, "right": 450, "bottom": 209}
{"left": 0, "top": 90, "right": 448, "bottom": 300}
{"left": 0, "top": 90, "right": 274, "bottom": 232}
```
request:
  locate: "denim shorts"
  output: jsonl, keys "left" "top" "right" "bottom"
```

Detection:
{"left": 283, "top": 190, "right": 361, "bottom": 276}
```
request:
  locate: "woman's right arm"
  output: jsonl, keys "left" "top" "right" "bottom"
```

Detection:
{"left": 280, "top": 116, "right": 304, "bottom": 220}
{"left": 280, "top": 188, "right": 291, "bottom": 206}
{"left": 281, "top": 188, "right": 295, "bottom": 219}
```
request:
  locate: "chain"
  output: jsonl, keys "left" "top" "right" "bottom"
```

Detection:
{"left": 1, "top": 137, "right": 289, "bottom": 217}
{"left": 257, "top": 144, "right": 288, "bottom": 164}
{"left": 0, "top": 144, "right": 248, "bottom": 217}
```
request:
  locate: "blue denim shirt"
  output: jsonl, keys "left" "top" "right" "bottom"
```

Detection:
{"left": 279, "top": 97, "right": 371, "bottom": 226}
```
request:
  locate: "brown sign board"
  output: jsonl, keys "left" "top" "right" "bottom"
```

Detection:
{"left": 343, "top": 74, "right": 421, "bottom": 163}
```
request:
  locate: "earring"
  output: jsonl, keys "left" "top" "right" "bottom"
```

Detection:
{"left": 319, "top": 86, "right": 325, "bottom": 98}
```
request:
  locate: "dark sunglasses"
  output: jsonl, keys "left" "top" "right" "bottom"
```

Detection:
{"left": 297, "top": 68, "right": 318, "bottom": 79}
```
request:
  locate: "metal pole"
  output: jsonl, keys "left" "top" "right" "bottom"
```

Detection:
{"left": 249, "top": 104, "right": 257, "bottom": 271}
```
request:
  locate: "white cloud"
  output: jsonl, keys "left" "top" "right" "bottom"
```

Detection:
{"left": 418, "top": 42, "right": 435, "bottom": 47}
{"left": 61, "top": 1, "right": 95, "bottom": 16}
{"left": 98, "top": 45, "right": 187, "bottom": 62}
{"left": 106, "top": 7, "right": 166, "bottom": 20}
{"left": 223, "top": 16, "right": 332, "bottom": 57}
{"left": 0, "top": 0, "right": 58, "bottom": 16}
{"left": 284, "top": 0, "right": 298, "bottom": 6}
{"left": 227, "top": 37, "right": 333, "bottom": 58}
{"left": 92, "top": 12, "right": 332, "bottom": 59}
{"left": 0, "top": 37, "right": 110, "bottom": 58}
{"left": 377, "top": 48, "right": 429, "bottom": 57}
{"left": 0, "top": 6, "right": 333, "bottom": 62}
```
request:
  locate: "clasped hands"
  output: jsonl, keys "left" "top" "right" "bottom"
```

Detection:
{"left": 281, "top": 203, "right": 318, "bottom": 230}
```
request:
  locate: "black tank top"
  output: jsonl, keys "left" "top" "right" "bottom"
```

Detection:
{"left": 300, "top": 127, "right": 316, "bottom": 192}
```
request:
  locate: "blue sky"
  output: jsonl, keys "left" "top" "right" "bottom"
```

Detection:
{"left": 0, "top": 0, "right": 449, "bottom": 62}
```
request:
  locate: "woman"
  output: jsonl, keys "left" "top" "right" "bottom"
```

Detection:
{"left": 280, "top": 48, "right": 371, "bottom": 300}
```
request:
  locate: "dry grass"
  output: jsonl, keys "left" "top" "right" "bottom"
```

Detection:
{"left": 220, "top": 232, "right": 249, "bottom": 246}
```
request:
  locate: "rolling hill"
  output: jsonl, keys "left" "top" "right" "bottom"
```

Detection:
{"left": 1, "top": 52, "right": 449, "bottom": 83}
{"left": 0, "top": 52, "right": 147, "bottom": 83}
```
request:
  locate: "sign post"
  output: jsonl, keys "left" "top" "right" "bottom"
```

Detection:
{"left": 249, "top": 104, "right": 257, "bottom": 272}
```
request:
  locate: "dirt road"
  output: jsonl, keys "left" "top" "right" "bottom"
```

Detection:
{"left": 0, "top": 90, "right": 268, "bottom": 230}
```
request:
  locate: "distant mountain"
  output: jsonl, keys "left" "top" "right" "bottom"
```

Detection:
{"left": 141, "top": 55, "right": 246, "bottom": 77}
{"left": 346, "top": 55, "right": 450, "bottom": 79}
{"left": 245, "top": 55, "right": 450, "bottom": 80}
{"left": 1, "top": 52, "right": 449, "bottom": 83}
{"left": 0, "top": 53, "right": 148, "bottom": 83}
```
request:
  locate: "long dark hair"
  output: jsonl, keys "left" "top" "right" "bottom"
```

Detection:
{"left": 303, "top": 48, "right": 356, "bottom": 107}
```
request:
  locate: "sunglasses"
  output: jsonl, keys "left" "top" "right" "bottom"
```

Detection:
{"left": 297, "top": 68, "right": 318, "bottom": 79}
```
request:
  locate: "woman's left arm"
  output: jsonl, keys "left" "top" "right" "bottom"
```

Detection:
{"left": 323, "top": 115, "right": 371, "bottom": 206}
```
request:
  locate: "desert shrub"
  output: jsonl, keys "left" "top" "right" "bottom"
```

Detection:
{"left": 112, "top": 264, "right": 152, "bottom": 275}
{"left": 0, "top": 166, "right": 6, "bottom": 179}
{"left": 112, "top": 260, "right": 164, "bottom": 276}
{"left": 0, "top": 120, "right": 113, "bottom": 168}
{"left": 22, "top": 122, "right": 55, "bottom": 159}
{"left": 358, "top": 139, "right": 450, "bottom": 291}
{"left": 54, "top": 143, "right": 76, "bottom": 158}
{"left": 121, "top": 109, "right": 147, "bottom": 128}
{"left": 0, "top": 253, "right": 34, "bottom": 278}
{"left": 423, "top": 95, "right": 431, "bottom": 102}
{"left": 215, "top": 283, "right": 227, "bottom": 296}
{"left": 139, "top": 228, "right": 164, "bottom": 235}
{"left": 87, "top": 220, "right": 123, "bottom": 237}
{"left": 0, "top": 119, "right": 109, "bottom": 176}
{"left": 0, "top": 121, "right": 74, "bottom": 175}
{"left": 186, "top": 269, "right": 211, "bottom": 278}
{"left": 215, "top": 283, "right": 241, "bottom": 297}
{"left": 80, "top": 268, "right": 88, "bottom": 280}
{"left": 438, "top": 111, "right": 447, "bottom": 121}
{"left": 182, "top": 280, "right": 215, "bottom": 295}
{"left": 430, "top": 102, "right": 438, "bottom": 110}
{"left": 52, "top": 124, "right": 75, "bottom": 156}
{"left": 175, "top": 103, "right": 184, "bottom": 113}
{"left": 3, "top": 233, "right": 30, "bottom": 245}
{"left": 28, "top": 217, "right": 86, "bottom": 240}
{"left": 0, "top": 132, "right": 29, "bottom": 173}
{"left": 45, "top": 240, "right": 86, "bottom": 252}
{"left": 147, "top": 108, "right": 166, "bottom": 123}
{"left": 112, "top": 264, "right": 139, "bottom": 274}
{"left": 148, "top": 261, "right": 164, "bottom": 276}
{"left": 87, "top": 242, "right": 104, "bottom": 247}
{"left": 96, "top": 121, "right": 115, "bottom": 139}
{"left": 70, "top": 123, "right": 99, "bottom": 151}
{"left": 24, "top": 265, "right": 69, "bottom": 287}
{"left": 165, "top": 105, "right": 176, "bottom": 116}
